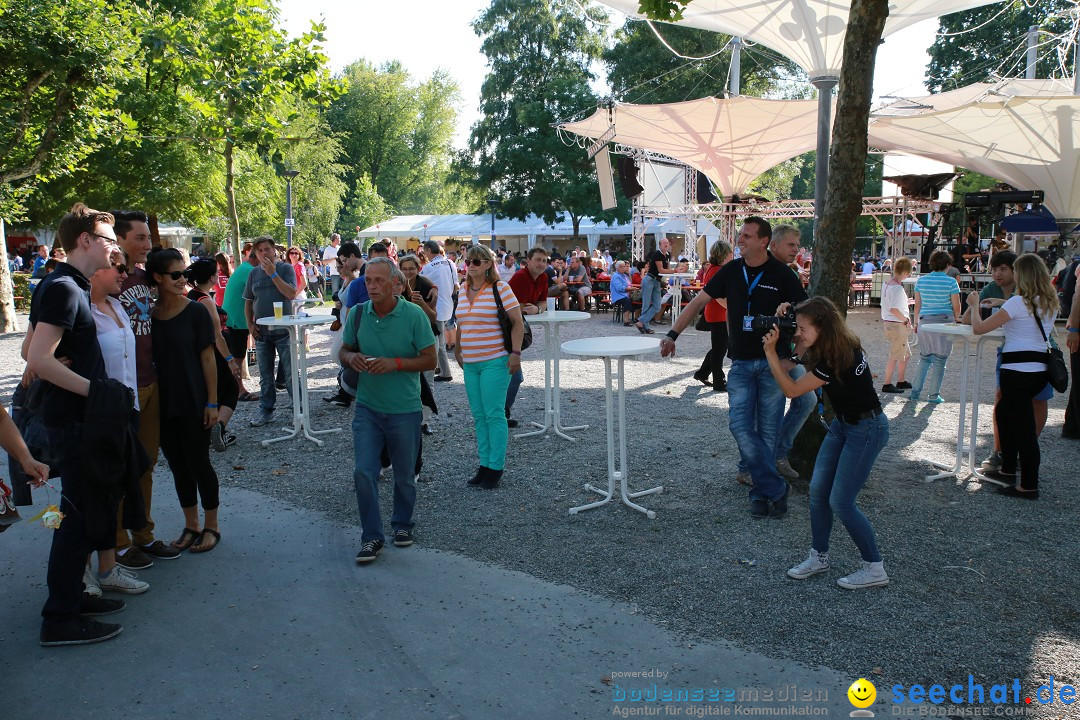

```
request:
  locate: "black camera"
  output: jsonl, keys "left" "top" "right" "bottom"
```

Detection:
{"left": 750, "top": 310, "right": 797, "bottom": 347}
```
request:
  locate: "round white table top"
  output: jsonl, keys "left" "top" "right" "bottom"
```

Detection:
{"left": 527, "top": 310, "right": 591, "bottom": 324}
{"left": 562, "top": 336, "right": 661, "bottom": 358}
{"left": 919, "top": 322, "right": 1004, "bottom": 340}
{"left": 667, "top": 273, "right": 697, "bottom": 280}
{"left": 256, "top": 315, "right": 335, "bottom": 328}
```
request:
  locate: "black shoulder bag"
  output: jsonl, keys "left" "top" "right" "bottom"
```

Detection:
{"left": 1001, "top": 312, "right": 1068, "bottom": 393}
{"left": 491, "top": 282, "right": 532, "bottom": 352}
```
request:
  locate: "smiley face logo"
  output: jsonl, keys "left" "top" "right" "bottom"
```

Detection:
{"left": 848, "top": 678, "right": 876, "bottom": 709}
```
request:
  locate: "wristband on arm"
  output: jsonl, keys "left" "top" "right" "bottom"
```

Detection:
{"left": 666, "top": 330, "right": 680, "bottom": 341}
{"left": 394, "top": 357, "right": 403, "bottom": 370}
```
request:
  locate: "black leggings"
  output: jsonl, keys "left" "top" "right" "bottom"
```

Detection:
{"left": 697, "top": 324, "right": 729, "bottom": 384}
{"left": 997, "top": 369, "right": 1048, "bottom": 490}
{"left": 160, "top": 415, "right": 220, "bottom": 509}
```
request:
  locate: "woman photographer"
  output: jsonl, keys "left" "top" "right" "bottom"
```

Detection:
{"left": 762, "top": 297, "right": 890, "bottom": 590}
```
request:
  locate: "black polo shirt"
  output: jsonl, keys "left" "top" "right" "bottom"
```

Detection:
{"left": 28, "top": 262, "right": 106, "bottom": 428}
{"left": 702, "top": 253, "right": 807, "bottom": 360}
{"left": 645, "top": 249, "right": 670, "bottom": 279}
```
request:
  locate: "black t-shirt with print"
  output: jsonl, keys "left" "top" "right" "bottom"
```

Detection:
{"left": 645, "top": 249, "right": 670, "bottom": 279}
{"left": 27, "top": 263, "right": 106, "bottom": 428}
{"left": 703, "top": 253, "right": 807, "bottom": 360}
{"left": 801, "top": 347, "right": 881, "bottom": 417}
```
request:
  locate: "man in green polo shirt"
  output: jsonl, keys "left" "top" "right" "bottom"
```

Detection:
{"left": 340, "top": 258, "right": 436, "bottom": 564}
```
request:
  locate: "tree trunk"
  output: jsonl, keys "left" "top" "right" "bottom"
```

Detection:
{"left": 147, "top": 213, "right": 160, "bottom": 249}
{"left": 807, "top": 0, "right": 890, "bottom": 313}
{"left": 789, "top": 0, "right": 889, "bottom": 478}
{"left": 224, "top": 140, "right": 241, "bottom": 262}
{"left": 0, "top": 218, "right": 19, "bottom": 333}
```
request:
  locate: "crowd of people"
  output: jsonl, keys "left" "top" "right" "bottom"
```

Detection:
{"left": 3, "top": 203, "right": 1078, "bottom": 648}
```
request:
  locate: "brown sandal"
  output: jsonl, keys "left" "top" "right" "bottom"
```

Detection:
{"left": 171, "top": 527, "right": 201, "bottom": 551}
{"left": 190, "top": 528, "right": 221, "bottom": 554}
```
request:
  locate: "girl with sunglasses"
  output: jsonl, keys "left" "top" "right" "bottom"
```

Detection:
{"left": 287, "top": 247, "right": 307, "bottom": 302}
{"left": 146, "top": 249, "right": 221, "bottom": 554}
{"left": 762, "top": 296, "right": 890, "bottom": 590}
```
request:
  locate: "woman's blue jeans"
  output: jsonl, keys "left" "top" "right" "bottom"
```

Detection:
{"left": 809, "top": 414, "right": 889, "bottom": 562}
{"left": 464, "top": 356, "right": 513, "bottom": 470}
{"left": 638, "top": 274, "right": 662, "bottom": 329}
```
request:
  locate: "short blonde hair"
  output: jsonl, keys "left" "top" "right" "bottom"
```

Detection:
{"left": 893, "top": 257, "right": 912, "bottom": 275}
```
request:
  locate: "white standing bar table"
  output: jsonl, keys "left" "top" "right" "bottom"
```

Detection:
{"left": 256, "top": 314, "right": 342, "bottom": 447}
{"left": 917, "top": 323, "right": 1004, "bottom": 483}
{"left": 562, "top": 336, "right": 663, "bottom": 518}
{"left": 514, "top": 310, "right": 591, "bottom": 441}
{"left": 666, "top": 273, "right": 697, "bottom": 324}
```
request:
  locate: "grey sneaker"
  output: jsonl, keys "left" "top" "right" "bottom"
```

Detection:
{"left": 980, "top": 452, "right": 1002, "bottom": 472}
{"left": 837, "top": 561, "right": 890, "bottom": 590}
{"left": 115, "top": 546, "right": 153, "bottom": 570}
{"left": 249, "top": 412, "right": 274, "bottom": 428}
{"left": 82, "top": 565, "right": 102, "bottom": 598}
{"left": 210, "top": 422, "right": 226, "bottom": 452}
{"left": 787, "top": 549, "right": 830, "bottom": 579}
{"left": 99, "top": 566, "right": 150, "bottom": 595}
{"left": 776, "top": 458, "right": 799, "bottom": 480}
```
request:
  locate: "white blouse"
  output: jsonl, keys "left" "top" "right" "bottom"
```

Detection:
{"left": 91, "top": 296, "right": 139, "bottom": 411}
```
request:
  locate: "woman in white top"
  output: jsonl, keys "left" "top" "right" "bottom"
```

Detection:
{"left": 970, "top": 253, "right": 1059, "bottom": 498}
{"left": 879, "top": 257, "right": 913, "bottom": 392}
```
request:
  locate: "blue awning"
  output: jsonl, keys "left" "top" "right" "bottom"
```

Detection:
{"left": 1000, "top": 207, "right": 1058, "bottom": 233}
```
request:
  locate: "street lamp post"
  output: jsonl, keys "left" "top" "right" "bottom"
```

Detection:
{"left": 283, "top": 169, "right": 300, "bottom": 247}
{"left": 487, "top": 197, "right": 500, "bottom": 250}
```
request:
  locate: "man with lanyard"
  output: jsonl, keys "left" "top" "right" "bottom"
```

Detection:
{"left": 419, "top": 240, "right": 456, "bottom": 382}
{"left": 661, "top": 217, "right": 807, "bottom": 519}
{"left": 27, "top": 203, "right": 126, "bottom": 645}
{"left": 111, "top": 210, "right": 181, "bottom": 569}
{"left": 635, "top": 237, "right": 675, "bottom": 334}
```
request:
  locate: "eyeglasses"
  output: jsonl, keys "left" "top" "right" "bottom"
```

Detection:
{"left": 112, "top": 264, "right": 129, "bottom": 275}
{"left": 91, "top": 233, "right": 117, "bottom": 244}
{"left": 288, "top": 251, "right": 300, "bottom": 256}
{"left": 162, "top": 270, "right": 184, "bottom": 281}
{"left": 468, "top": 258, "right": 487, "bottom": 266}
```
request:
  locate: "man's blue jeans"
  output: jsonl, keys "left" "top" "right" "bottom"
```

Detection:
{"left": 727, "top": 359, "right": 787, "bottom": 501}
{"left": 256, "top": 328, "right": 292, "bottom": 415}
{"left": 777, "top": 364, "right": 816, "bottom": 460}
{"left": 352, "top": 404, "right": 421, "bottom": 544}
{"left": 638, "top": 274, "right": 662, "bottom": 329}
{"left": 506, "top": 369, "right": 524, "bottom": 413}
{"left": 809, "top": 414, "right": 889, "bottom": 562}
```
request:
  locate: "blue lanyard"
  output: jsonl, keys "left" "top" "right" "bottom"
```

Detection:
{"left": 743, "top": 264, "right": 763, "bottom": 300}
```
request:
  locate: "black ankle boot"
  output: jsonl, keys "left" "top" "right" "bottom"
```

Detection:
{"left": 467, "top": 467, "right": 488, "bottom": 486}
{"left": 479, "top": 468, "right": 503, "bottom": 489}
{"left": 505, "top": 407, "right": 519, "bottom": 429}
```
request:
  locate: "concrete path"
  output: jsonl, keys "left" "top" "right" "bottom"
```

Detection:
{"left": 1, "top": 483, "right": 854, "bottom": 719}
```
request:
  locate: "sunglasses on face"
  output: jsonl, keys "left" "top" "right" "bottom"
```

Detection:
{"left": 162, "top": 270, "right": 185, "bottom": 281}
{"left": 468, "top": 258, "right": 487, "bottom": 266}
{"left": 112, "top": 264, "right": 129, "bottom": 275}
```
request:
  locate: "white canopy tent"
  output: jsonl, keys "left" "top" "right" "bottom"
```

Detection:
{"left": 868, "top": 95, "right": 1080, "bottom": 220}
{"left": 559, "top": 97, "right": 822, "bottom": 197}
{"left": 872, "top": 78, "right": 1076, "bottom": 117}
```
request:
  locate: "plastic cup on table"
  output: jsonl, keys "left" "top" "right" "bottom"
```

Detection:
{"left": 546, "top": 297, "right": 556, "bottom": 313}
{"left": 273, "top": 302, "right": 284, "bottom": 319}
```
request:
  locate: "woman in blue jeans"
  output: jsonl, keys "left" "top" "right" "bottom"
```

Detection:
{"left": 762, "top": 297, "right": 890, "bottom": 590}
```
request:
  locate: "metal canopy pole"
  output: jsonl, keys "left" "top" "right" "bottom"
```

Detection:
{"left": 811, "top": 77, "right": 839, "bottom": 232}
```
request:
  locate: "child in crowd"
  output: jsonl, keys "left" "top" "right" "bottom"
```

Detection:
{"left": 909, "top": 250, "right": 960, "bottom": 403}
{"left": 880, "top": 257, "right": 913, "bottom": 393}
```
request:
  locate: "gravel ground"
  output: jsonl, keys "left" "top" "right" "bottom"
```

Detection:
{"left": 2, "top": 306, "right": 1077, "bottom": 713}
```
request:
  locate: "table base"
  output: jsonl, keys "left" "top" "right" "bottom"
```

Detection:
{"left": 569, "top": 356, "right": 662, "bottom": 519}
{"left": 260, "top": 328, "right": 341, "bottom": 447}
{"left": 515, "top": 322, "right": 588, "bottom": 442}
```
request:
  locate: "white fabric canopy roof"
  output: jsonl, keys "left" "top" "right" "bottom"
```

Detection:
{"left": 560, "top": 96, "right": 822, "bottom": 197}
{"left": 868, "top": 95, "right": 1080, "bottom": 219}
{"left": 872, "top": 78, "right": 1076, "bottom": 116}
{"left": 359, "top": 213, "right": 690, "bottom": 239}
{"left": 596, "top": 0, "right": 1004, "bottom": 78}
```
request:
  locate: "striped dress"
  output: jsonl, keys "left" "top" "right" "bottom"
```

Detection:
{"left": 457, "top": 280, "right": 520, "bottom": 363}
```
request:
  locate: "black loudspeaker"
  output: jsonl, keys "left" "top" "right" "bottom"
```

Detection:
{"left": 696, "top": 171, "right": 717, "bottom": 203}
{"left": 617, "top": 156, "right": 644, "bottom": 199}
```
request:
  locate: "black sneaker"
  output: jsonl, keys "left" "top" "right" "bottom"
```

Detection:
{"left": 116, "top": 546, "right": 153, "bottom": 570}
{"left": 881, "top": 384, "right": 903, "bottom": 393}
{"left": 393, "top": 530, "right": 414, "bottom": 547}
{"left": 355, "top": 540, "right": 384, "bottom": 564}
{"left": 434, "top": 375, "right": 453, "bottom": 382}
{"left": 749, "top": 498, "right": 769, "bottom": 519}
{"left": 692, "top": 372, "right": 712, "bottom": 388}
{"left": 421, "top": 423, "right": 434, "bottom": 435}
{"left": 323, "top": 392, "right": 352, "bottom": 408}
{"left": 769, "top": 485, "right": 790, "bottom": 519}
{"left": 505, "top": 408, "right": 519, "bottom": 428}
{"left": 141, "top": 540, "right": 181, "bottom": 560}
{"left": 79, "top": 596, "right": 126, "bottom": 617}
{"left": 41, "top": 617, "right": 123, "bottom": 646}
{"left": 895, "top": 381, "right": 912, "bottom": 390}
{"left": 210, "top": 422, "right": 227, "bottom": 452}
{"left": 275, "top": 381, "right": 287, "bottom": 391}
{"left": 479, "top": 468, "right": 503, "bottom": 489}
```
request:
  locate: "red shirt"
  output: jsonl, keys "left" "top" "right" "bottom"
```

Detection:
{"left": 702, "top": 264, "right": 727, "bottom": 323}
{"left": 214, "top": 275, "right": 228, "bottom": 306}
{"left": 508, "top": 267, "right": 549, "bottom": 307}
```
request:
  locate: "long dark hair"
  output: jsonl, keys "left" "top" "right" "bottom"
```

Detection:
{"left": 795, "top": 296, "right": 861, "bottom": 375}
{"left": 145, "top": 248, "right": 185, "bottom": 286}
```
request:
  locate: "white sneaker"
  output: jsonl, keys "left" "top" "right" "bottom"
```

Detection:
{"left": 837, "top": 561, "right": 890, "bottom": 590}
{"left": 82, "top": 565, "right": 102, "bottom": 598}
{"left": 787, "top": 549, "right": 830, "bottom": 579}
{"left": 99, "top": 566, "right": 150, "bottom": 595}
{"left": 776, "top": 458, "right": 800, "bottom": 480}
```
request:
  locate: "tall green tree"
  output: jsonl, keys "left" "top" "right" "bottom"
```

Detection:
{"left": 470, "top": 0, "right": 629, "bottom": 238}
{"left": 926, "top": 0, "right": 1075, "bottom": 93}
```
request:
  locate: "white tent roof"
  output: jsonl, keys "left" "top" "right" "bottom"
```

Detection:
{"left": 872, "top": 78, "right": 1076, "bottom": 116}
{"left": 596, "top": 0, "right": 1003, "bottom": 78}
{"left": 358, "top": 214, "right": 688, "bottom": 239}
{"left": 868, "top": 95, "right": 1080, "bottom": 219}
{"left": 560, "top": 96, "right": 822, "bottom": 197}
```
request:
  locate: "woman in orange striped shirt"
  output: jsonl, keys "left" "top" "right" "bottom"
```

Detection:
{"left": 454, "top": 245, "right": 525, "bottom": 489}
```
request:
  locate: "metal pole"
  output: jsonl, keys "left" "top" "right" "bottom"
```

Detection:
{"left": 811, "top": 77, "right": 838, "bottom": 231}
{"left": 1074, "top": 36, "right": 1080, "bottom": 94}
{"left": 1026, "top": 25, "right": 1038, "bottom": 79}
{"left": 286, "top": 178, "right": 293, "bottom": 247}
{"left": 729, "top": 38, "right": 741, "bottom": 96}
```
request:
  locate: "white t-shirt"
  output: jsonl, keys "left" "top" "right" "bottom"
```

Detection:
{"left": 880, "top": 279, "right": 910, "bottom": 322}
{"left": 91, "top": 296, "right": 139, "bottom": 411}
{"left": 1000, "top": 295, "right": 1057, "bottom": 373}
{"left": 497, "top": 262, "right": 517, "bottom": 283}
{"left": 322, "top": 245, "right": 339, "bottom": 276}
{"left": 420, "top": 255, "right": 457, "bottom": 322}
